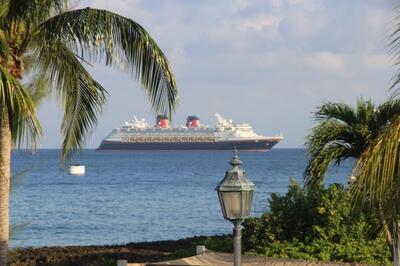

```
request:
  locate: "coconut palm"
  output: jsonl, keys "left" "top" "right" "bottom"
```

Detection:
{"left": 0, "top": 0, "right": 178, "bottom": 264}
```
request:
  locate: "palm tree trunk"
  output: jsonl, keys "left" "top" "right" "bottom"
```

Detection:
{"left": 393, "top": 222, "right": 400, "bottom": 266}
{"left": 0, "top": 104, "right": 11, "bottom": 266}
{"left": 378, "top": 203, "right": 394, "bottom": 258}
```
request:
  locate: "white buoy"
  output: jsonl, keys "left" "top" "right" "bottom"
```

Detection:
{"left": 68, "top": 165, "right": 85, "bottom": 176}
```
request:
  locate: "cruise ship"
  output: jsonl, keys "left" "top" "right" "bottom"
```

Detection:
{"left": 97, "top": 113, "right": 283, "bottom": 151}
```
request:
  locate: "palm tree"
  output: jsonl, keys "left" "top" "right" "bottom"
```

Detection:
{"left": 350, "top": 118, "right": 400, "bottom": 265}
{"left": 305, "top": 98, "right": 400, "bottom": 187}
{"left": 348, "top": 10, "right": 400, "bottom": 266}
{"left": 304, "top": 98, "right": 400, "bottom": 261}
{"left": 0, "top": 1, "right": 178, "bottom": 265}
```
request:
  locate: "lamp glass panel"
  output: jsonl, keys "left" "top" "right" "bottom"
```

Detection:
{"left": 221, "top": 191, "right": 242, "bottom": 219}
{"left": 242, "top": 190, "right": 254, "bottom": 217}
{"left": 217, "top": 192, "right": 227, "bottom": 218}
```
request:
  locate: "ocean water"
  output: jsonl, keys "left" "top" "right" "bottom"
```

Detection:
{"left": 9, "top": 149, "right": 353, "bottom": 248}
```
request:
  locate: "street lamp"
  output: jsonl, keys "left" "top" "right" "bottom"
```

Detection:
{"left": 215, "top": 148, "right": 255, "bottom": 266}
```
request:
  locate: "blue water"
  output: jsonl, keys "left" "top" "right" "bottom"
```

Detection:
{"left": 9, "top": 149, "right": 353, "bottom": 247}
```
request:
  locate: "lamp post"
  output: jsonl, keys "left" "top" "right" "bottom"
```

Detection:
{"left": 215, "top": 148, "right": 255, "bottom": 266}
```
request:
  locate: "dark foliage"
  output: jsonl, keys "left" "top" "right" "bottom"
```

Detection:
{"left": 8, "top": 236, "right": 229, "bottom": 266}
{"left": 242, "top": 180, "right": 391, "bottom": 265}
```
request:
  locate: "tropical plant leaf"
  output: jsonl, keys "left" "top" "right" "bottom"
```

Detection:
{"left": 5, "top": 0, "right": 64, "bottom": 23}
{"left": 350, "top": 116, "right": 400, "bottom": 225}
{"left": 304, "top": 99, "right": 400, "bottom": 187}
{"left": 0, "top": 0, "right": 10, "bottom": 18}
{"left": 30, "top": 40, "right": 107, "bottom": 161}
{"left": 388, "top": 13, "right": 400, "bottom": 97}
{"left": 304, "top": 119, "right": 358, "bottom": 183}
{"left": 37, "top": 7, "right": 178, "bottom": 117}
{"left": 375, "top": 98, "right": 400, "bottom": 130}
{"left": 0, "top": 29, "right": 9, "bottom": 64}
{"left": 0, "top": 64, "right": 42, "bottom": 148}
{"left": 315, "top": 102, "right": 358, "bottom": 126}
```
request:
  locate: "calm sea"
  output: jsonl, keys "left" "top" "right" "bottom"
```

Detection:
{"left": 9, "top": 149, "right": 352, "bottom": 247}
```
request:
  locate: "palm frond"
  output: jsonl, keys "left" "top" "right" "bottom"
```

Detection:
{"left": 0, "top": 29, "right": 9, "bottom": 64}
{"left": 25, "top": 74, "right": 52, "bottom": 105}
{"left": 60, "top": 75, "right": 106, "bottom": 162}
{"left": 305, "top": 119, "right": 360, "bottom": 156}
{"left": 355, "top": 98, "right": 375, "bottom": 125}
{"left": 375, "top": 99, "right": 400, "bottom": 131}
{"left": 315, "top": 102, "right": 358, "bottom": 126}
{"left": 305, "top": 144, "right": 349, "bottom": 187}
{"left": 304, "top": 98, "right": 400, "bottom": 187}
{"left": 37, "top": 7, "right": 178, "bottom": 117}
{"left": 23, "top": 54, "right": 53, "bottom": 105}
{"left": 0, "top": 64, "right": 42, "bottom": 148}
{"left": 0, "top": 0, "right": 10, "bottom": 18}
{"left": 30, "top": 40, "right": 107, "bottom": 162}
{"left": 5, "top": 0, "right": 64, "bottom": 24}
{"left": 389, "top": 14, "right": 400, "bottom": 97}
{"left": 304, "top": 120, "right": 354, "bottom": 185}
{"left": 351, "top": 117, "right": 400, "bottom": 224}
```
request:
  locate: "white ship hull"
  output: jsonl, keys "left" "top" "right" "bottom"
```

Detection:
{"left": 98, "top": 138, "right": 281, "bottom": 151}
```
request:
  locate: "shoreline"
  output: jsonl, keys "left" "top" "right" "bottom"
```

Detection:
{"left": 9, "top": 235, "right": 230, "bottom": 266}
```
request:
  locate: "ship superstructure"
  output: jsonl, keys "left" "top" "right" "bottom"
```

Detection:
{"left": 97, "top": 114, "right": 283, "bottom": 151}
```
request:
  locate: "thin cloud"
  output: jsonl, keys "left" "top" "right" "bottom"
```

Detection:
{"left": 237, "top": 14, "right": 282, "bottom": 34}
{"left": 305, "top": 52, "right": 346, "bottom": 73}
{"left": 363, "top": 55, "right": 391, "bottom": 70}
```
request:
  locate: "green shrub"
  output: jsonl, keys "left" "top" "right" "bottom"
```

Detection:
{"left": 201, "top": 235, "right": 232, "bottom": 253}
{"left": 242, "top": 180, "right": 391, "bottom": 265}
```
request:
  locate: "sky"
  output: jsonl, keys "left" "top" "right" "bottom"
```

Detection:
{"left": 37, "top": 0, "right": 397, "bottom": 148}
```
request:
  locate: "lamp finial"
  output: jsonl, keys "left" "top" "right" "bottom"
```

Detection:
{"left": 230, "top": 147, "right": 242, "bottom": 168}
